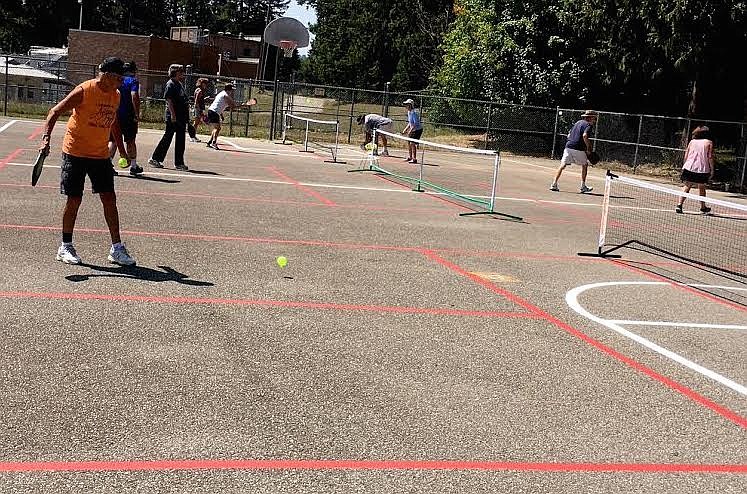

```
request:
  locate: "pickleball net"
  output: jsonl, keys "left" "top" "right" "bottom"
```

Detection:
{"left": 351, "top": 128, "right": 522, "bottom": 220}
{"left": 281, "top": 113, "right": 343, "bottom": 163}
{"left": 595, "top": 171, "right": 747, "bottom": 278}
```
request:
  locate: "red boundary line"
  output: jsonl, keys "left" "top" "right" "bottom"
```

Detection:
{"left": 0, "top": 181, "right": 454, "bottom": 217}
{"left": 0, "top": 291, "right": 538, "bottom": 319}
{"left": 421, "top": 249, "right": 747, "bottom": 429}
{"left": 0, "top": 458, "right": 744, "bottom": 474}
{"left": 266, "top": 166, "right": 337, "bottom": 206}
{"left": 26, "top": 125, "right": 44, "bottom": 141}
{"left": 0, "top": 148, "right": 24, "bottom": 172}
{"left": 610, "top": 260, "right": 747, "bottom": 313}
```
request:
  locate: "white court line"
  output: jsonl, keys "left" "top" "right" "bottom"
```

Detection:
{"left": 0, "top": 120, "right": 19, "bottom": 134}
{"left": 607, "top": 320, "right": 747, "bottom": 331}
{"left": 566, "top": 281, "right": 747, "bottom": 396}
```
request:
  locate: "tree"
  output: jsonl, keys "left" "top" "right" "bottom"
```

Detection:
{"left": 298, "top": 0, "right": 453, "bottom": 90}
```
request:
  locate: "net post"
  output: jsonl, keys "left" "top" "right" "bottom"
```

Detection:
{"left": 488, "top": 151, "right": 500, "bottom": 213}
{"left": 577, "top": 170, "right": 622, "bottom": 258}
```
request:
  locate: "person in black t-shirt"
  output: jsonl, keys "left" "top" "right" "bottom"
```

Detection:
{"left": 550, "top": 110, "right": 597, "bottom": 193}
{"left": 149, "top": 64, "right": 189, "bottom": 171}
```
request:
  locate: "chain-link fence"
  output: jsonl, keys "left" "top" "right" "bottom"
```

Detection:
{"left": 3, "top": 53, "right": 746, "bottom": 191}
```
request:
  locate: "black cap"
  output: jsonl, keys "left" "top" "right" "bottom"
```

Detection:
{"left": 225, "top": 83, "right": 234, "bottom": 91}
{"left": 123, "top": 61, "right": 138, "bottom": 73}
{"left": 99, "top": 57, "right": 125, "bottom": 75}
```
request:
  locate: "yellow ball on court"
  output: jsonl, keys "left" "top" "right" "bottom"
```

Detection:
{"left": 118, "top": 157, "right": 129, "bottom": 168}
{"left": 276, "top": 256, "right": 288, "bottom": 268}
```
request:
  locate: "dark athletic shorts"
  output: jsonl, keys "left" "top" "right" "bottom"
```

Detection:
{"left": 207, "top": 110, "right": 221, "bottom": 124}
{"left": 409, "top": 128, "right": 423, "bottom": 140}
{"left": 681, "top": 168, "right": 709, "bottom": 184}
{"left": 60, "top": 153, "right": 115, "bottom": 197}
{"left": 119, "top": 114, "right": 138, "bottom": 141}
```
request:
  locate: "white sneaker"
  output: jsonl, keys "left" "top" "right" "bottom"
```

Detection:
{"left": 190, "top": 137, "right": 201, "bottom": 143}
{"left": 550, "top": 183, "right": 559, "bottom": 192}
{"left": 56, "top": 243, "right": 82, "bottom": 265}
{"left": 108, "top": 244, "right": 136, "bottom": 266}
{"left": 580, "top": 184, "right": 593, "bottom": 193}
{"left": 148, "top": 158, "right": 164, "bottom": 168}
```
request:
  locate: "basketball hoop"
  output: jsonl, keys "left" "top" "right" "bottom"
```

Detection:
{"left": 279, "top": 40, "right": 297, "bottom": 58}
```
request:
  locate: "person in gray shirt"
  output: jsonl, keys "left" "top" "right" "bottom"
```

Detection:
{"left": 357, "top": 113, "right": 393, "bottom": 156}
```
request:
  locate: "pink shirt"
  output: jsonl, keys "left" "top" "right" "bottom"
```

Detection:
{"left": 682, "top": 139, "right": 712, "bottom": 174}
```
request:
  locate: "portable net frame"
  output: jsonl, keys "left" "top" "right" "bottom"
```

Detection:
{"left": 589, "top": 171, "right": 747, "bottom": 279}
{"left": 281, "top": 113, "right": 344, "bottom": 163}
{"left": 351, "top": 129, "right": 522, "bottom": 220}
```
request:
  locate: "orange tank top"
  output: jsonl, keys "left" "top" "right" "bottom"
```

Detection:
{"left": 62, "top": 80, "right": 120, "bottom": 159}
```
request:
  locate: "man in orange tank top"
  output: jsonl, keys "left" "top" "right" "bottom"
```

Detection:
{"left": 39, "top": 57, "right": 136, "bottom": 266}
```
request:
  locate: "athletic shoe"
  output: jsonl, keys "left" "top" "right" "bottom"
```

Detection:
{"left": 211, "top": 143, "right": 220, "bottom": 150}
{"left": 550, "top": 183, "right": 560, "bottom": 192}
{"left": 148, "top": 158, "right": 164, "bottom": 168}
{"left": 56, "top": 243, "right": 82, "bottom": 265}
{"left": 108, "top": 244, "right": 136, "bottom": 266}
{"left": 112, "top": 169, "right": 119, "bottom": 176}
{"left": 190, "top": 137, "right": 201, "bottom": 143}
{"left": 175, "top": 163, "right": 189, "bottom": 171}
{"left": 580, "top": 184, "right": 593, "bottom": 193}
{"left": 409, "top": 159, "right": 418, "bottom": 164}
{"left": 675, "top": 204, "right": 684, "bottom": 214}
{"left": 700, "top": 206, "right": 712, "bottom": 214}
{"left": 129, "top": 165, "right": 144, "bottom": 176}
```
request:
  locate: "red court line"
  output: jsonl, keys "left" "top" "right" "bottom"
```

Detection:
{"left": 0, "top": 458, "right": 744, "bottom": 474}
{"left": 610, "top": 260, "right": 747, "bottom": 313}
{"left": 0, "top": 291, "right": 539, "bottom": 319}
{"left": 26, "top": 125, "right": 45, "bottom": 141}
{"left": 0, "top": 148, "right": 24, "bottom": 172}
{"left": 266, "top": 166, "right": 337, "bottom": 206}
{"left": 423, "top": 250, "right": 747, "bottom": 429}
{"left": 0, "top": 181, "right": 454, "bottom": 217}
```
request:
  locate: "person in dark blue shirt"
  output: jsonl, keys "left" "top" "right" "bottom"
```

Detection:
{"left": 111, "top": 61, "right": 142, "bottom": 175}
{"left": 550, "top": 110, "right": 597, "bottom": 193}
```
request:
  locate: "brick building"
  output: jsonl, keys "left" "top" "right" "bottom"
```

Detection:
{"left": 67, "top": 29, "right": 260, "bottom": 99}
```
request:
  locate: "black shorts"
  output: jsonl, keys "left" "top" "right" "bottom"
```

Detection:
{"left": 119, "top": 115, "right": 138, "bottom": 141}
{"left": 681, "top": 168, "right": 709, "bottom": 184}
{"left": 207, "top": 110, "right": 221, "bottom": 124}
{"left": 60, "top": 153, "right": 115, "bottom": 197}
{"left": 409, "top": 128, "right": 423, "bottom": 140}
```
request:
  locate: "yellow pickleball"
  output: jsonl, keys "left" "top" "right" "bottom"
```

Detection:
{"left": 118, "top": 157, "right": 129, "bottom": 168}
{"left": 276, "top": 256, "right": 288, "bottom": 268}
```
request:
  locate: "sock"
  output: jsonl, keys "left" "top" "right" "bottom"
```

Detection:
{"left": 62, "top": 232, "right": 73, "bottom": 244}
{"left": 112, "top": 242, "right": 123, "bottom": 250}
{"left": 130, "top": 159, "right": 137, "bottom": 168}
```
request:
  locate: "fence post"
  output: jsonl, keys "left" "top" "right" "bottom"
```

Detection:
{"left": 3, "top": 56, "right": 8, "bottom": 116}
{"left": 269, "top": 78, "right": 279, "bottom": 140}
{"left": 741, "top": 123, "right": 747, "bottom": 191}
{"left": 382, "top": 81, "right": 390, "bottom": 117}
{"left": 484, "top": 102, "right": 493, "bottom": 150}
{"left": 551, "top": 107, "right": 560, "bottom": 159}
{"left": 632, "top": 114, "right": 643, "bottom": 173}
{"left": 244, "top": 79, "right": 253, "bottom": 137}
{"left": 348, "top": 89, "right": 356, "bottom": 144}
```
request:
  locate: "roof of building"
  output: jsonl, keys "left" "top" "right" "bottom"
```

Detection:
{"left": 0, "top": 57, "right": 70, "bottom": 82}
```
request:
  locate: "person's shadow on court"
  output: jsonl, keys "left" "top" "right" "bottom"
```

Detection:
{"left": 66, "top": 264, "right": 214, "bottom": 287}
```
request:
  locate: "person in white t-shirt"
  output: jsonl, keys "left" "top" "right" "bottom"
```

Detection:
{"left": 205, "top": 83, "right": 254, "bottom": 150}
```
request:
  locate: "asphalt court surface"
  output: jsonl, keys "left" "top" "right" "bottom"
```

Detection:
{"left": 0, "top": 117, "right": 745, "bottom": 492}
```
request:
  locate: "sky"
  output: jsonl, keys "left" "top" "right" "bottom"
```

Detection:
{"left": 283, "top": 0, "right": 317, "bottom": 56}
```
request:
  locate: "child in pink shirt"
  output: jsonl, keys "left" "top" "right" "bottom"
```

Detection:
{"left": 677, "top": 126, "right": 714, "bottom": 214}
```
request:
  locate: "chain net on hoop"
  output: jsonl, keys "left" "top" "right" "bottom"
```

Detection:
{"left": 279, "top": 40, "right": 298, "bottom": 58}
